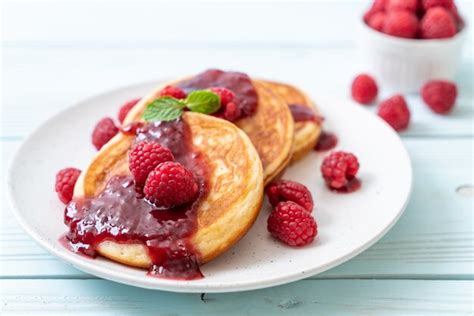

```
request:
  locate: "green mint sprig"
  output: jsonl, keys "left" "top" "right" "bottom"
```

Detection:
{"left": 143, "top": 90, "right": 221, "bottom": 122}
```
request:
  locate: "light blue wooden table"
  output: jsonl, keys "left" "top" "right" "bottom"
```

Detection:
{"left": 1, "top": 1, "right": 473, "bottom": 315}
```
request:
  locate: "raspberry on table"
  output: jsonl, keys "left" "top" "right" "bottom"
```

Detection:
{"left": 144, "top": 161, "right": 199, "bottom": 209}
{"left": 386, "top": 0, "right": 418, "bottom": 12}
{"left": 55, "top": 168, "right": 81, "bottom": 204}
{"left": 321, "top": 151, "right": 360, "bottom": 190}
{"left": 129, "top": 142, "right": 175, "bottom": 186}
{"left": 382, "top": 10, "right": 419, "bottom": 39}
{"left": 267, "top": 201, "right": 317, "bottom": 247}
{"left": 351, "top": 74, "right": 378, "bottom": 105}
{"left": 421, "top": 80, "right": 457, "bottom": 114}
{"left": 159, "top": 86, "right": 187, "bottom": 99}
{"left": 420, "top": 7, "right": 456, "bottom": 39}
{"left": 92, "top": 117, "right": 119, "bottom": 150}
{"left": 118, "top": 98, "right": 140, "bottom": 124}
{"left": 377, "top": 95, "right": 411, "bottom": 131}
{"left": 422, "top": 0, "right": 454, "bottom": 10}
{"left": 266, "top": 180, "right": 314, "bottom": 213}
{"left": 367, "top": 12, "right": 386, "bottom": 32}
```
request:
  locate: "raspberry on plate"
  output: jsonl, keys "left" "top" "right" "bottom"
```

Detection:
{"left": 422, "top": 0, "right": 454, "bottom": 10}
{"left": 267, "top": 201, "right": 317, "bottom": 247}
{"left": 386, "top": 0, "right": 418, "bottom": 12}
{"left": 367, "top": 12, "right": 386, "bottom": 32}
{"left": 210, "top": 87, "right": 242, "bottom": 122}
{"left": 420, "top": 7, "right": 456, "bottom": 39}
{"left": 144, "top": 161, "right": 199, "bottom": 209}
{"left": 55, "top": 168, "right": 81, "bottom": 204}
{"left": 421, "top": 80, "right": 457, "bottom": 114}
{"left": 210, "top": 87, "right": 236, "bottom": 105}
{"left": 266, "top": 180, "right": 314, "bottom": 213}
{"left": 377, "top": 95, "right": 411, "bottom": 131}
{"left": 351, "top": 74, "right": 378, "bottom": 105}
{"left": 382, "top": 10, "right": 418, "bottom": 39}
{"left": 321, "top": 151, "right": 360, "bottom": 191}
{"left": 129, "top": 141, "right": 175, "bottom": 186}
{"left": 159, "top": 86, "right": 187, "bottom": 99}
{"left": 118, "top": 98, "right": 140, "bottom": 124}
{"left": 92, "top": 117, "right": 119, "bottom": 150}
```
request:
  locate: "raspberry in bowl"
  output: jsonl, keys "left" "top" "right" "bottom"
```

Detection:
{"left": 359, "top": 0, "right": 467, "bottom": 93}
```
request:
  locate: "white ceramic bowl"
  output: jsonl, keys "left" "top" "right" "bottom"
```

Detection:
{"left": 358, "top": 18, "right": 467, "bottom": 93}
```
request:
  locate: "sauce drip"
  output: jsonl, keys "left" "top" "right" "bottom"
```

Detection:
{"left": 331, "top": 178, "right": 362, "bottom": 193}
{"left": 315, "top": 131, "right": 338, "bottom": 151}
{"left": 64, "top": 119, "right": 207, "bottom": 280}
{"left": 288, "top": 104, "right": 321, "bottom": 122}
{"left": 177, "top": 69, "right": 258, "bottom": 117}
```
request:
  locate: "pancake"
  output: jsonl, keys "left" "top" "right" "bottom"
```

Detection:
{"left": 124, "top": 74, "right": 294, "bottom": 185}
{"left": 261, "top": 81, "right": 322, "bottom": 163}
{"left": 73, "top": 112, "right": 264, "bottom": 269}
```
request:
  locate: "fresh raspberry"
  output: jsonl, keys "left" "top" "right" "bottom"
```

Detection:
{"left": 422, "top": 0, "right": 454, "bottom": 10}
{"left": 118, "top": 98, "right": 140, "bottom": 124}
{"left": 266, "top": 180, "right": 314, "bottom": 213}
{"left": 92, "top": 117, "right": 119, "bottom": 150}
{"left": 210, "top": 87, "right": 236, "bottom": 105}
{"left": 383, "top": 10, "right": 419, "bottom": 38}
{"left": 420, "top": 7, "right": 456, "bottom": 39}
{"left": 368, "top": 12, "right": 386, "bottom": 32}
{"left": 55, "top": 168, "right": 81, "bottom": 204}
{"left": 267, "top": 201, "right": 317, "bottom": 247}
{"left": 321, "top": 151, "right": 360, "bottom": 190}
{"left": 450, "top": 4, "right": 464, "bottom": 31}
{"left": 159, "top": 86, "right": 187, "bottom": 99}
{"left": 377, "top": 95, "right": 411, "bottom": 131}
{"left": 363, "top": 0, "right": 386, "bottom": 22}
{"left": 386, "top": 0, "right": 418, "bottom": 12}
{"left": 351, "top": 74, "right": 378, "bottom": 105}
{"left": 129, "top": 142, "right": 175, "bottom": 185}
{"left": 421, "top": 80, "right": 457, "bottom": 114}
{"left": 144, "top": 162, "right": 198, "bottom": 208}
{"left": 210, "top": 87, "right": 242, "bottom": 122}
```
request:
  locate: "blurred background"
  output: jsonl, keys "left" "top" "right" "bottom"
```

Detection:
{"left": 2, "top": 0, "right": 472, "bottom": 138}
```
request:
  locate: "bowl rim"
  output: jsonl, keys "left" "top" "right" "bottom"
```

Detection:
{"left": 359, "top": 15, "right": 468, "bottom": 47}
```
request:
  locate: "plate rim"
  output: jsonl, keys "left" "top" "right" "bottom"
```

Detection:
{"left": 6, "top": 81, "right": 413, "bottom": 293}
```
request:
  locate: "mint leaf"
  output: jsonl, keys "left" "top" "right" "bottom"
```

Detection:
{"left": 185, "top": 90, "right": 221, "bottom": 114}
{"left": 143, "top": 97, "right": 186, "bottom": 122}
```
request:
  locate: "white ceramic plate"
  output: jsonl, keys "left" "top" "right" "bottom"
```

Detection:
{"left": 7, "top": 81, "right": 412, "bottom": 293}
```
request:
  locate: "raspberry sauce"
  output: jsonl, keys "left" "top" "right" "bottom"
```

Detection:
{"left": 289, "top": 104, "right": 321, "bottom": 122}
{"left": 315, "top": 131, "right": 338, "bottom": 151}
{"left": 331, "top": 178, "right": 362, "bottom": 193}
{"left": 64, "top": 119, "right": 208, "bottom": 280}
{"left": 177, "top": 69, "right": 258, "bottom": 117}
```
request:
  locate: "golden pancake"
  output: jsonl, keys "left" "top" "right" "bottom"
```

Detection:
{"left": 73, "top": 112, "right": 264, "bottom": 269}
{"left": 124, "top": 75, "right": 294, "bottom": 185}
{"left": 261, "top": 81, "right": 322, "bottom": 162}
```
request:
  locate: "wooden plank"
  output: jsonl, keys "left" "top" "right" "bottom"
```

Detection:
{"left": 2, "top": 138, "right": 473, "bottom": 279}
{"left": 0, "top": 279, "right": 472, "bottom": 315}
{"left": 1, "top": 47, "right": 473, "bottom": 138}
{"left": 2, "top": 1, "right": 472, "bottom": 47}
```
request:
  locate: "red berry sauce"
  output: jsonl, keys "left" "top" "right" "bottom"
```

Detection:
{"left": 177, "top": 69, "right": 258, "bottom": 118}
{"left": 64, "top": 119, "right": 208, "bottom": 280}
{"left": 315, "top": 131, "right": 338, "bottom": 152}
{"left": 288, "top": 104, "right": 322, "bottom": 123}
{"left": 331, "top": 178, "right": 362, "bottom": 193}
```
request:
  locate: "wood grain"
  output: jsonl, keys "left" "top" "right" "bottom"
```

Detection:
{"left": 1, "top": 279, "right": 472, "bottom": 315}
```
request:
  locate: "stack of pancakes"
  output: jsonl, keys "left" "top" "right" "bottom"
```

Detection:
{"left": 73, "top": 72, "right": 322, "bottom": 270}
